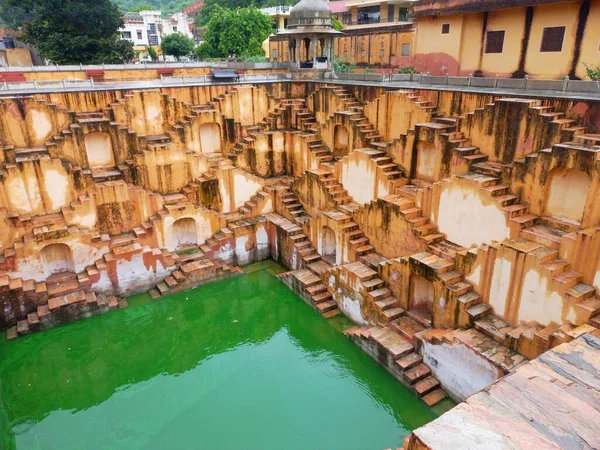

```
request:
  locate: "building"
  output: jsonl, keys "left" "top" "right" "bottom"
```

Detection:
{"left": 412, "top": 0, "right": 600, "bottom": 79}
{"left": 120, "top": 11, "right": 162, "bottom": 49}
{"left": 261, "top": 5, "right": 292, "bottom": 32}
{"left": 161, "top": 11, "right": 195, "bottom": 41}
{"left": 269, "top": 0, "right": 418, "bottom": 69}
{"left": 276, "top": 0, "right": 341, "bottom": 70}
{"left": 334, "top": 0, "right": 415, "bottom": 29}
{"left": 120, "top": 9, "right": 195, "bottom": 58}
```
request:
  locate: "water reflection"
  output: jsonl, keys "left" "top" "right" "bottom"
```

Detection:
{"left": 0, "top": 263, "right": 448, "bottom": 450}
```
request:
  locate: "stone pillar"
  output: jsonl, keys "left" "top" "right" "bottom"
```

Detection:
{"left": 380, "top": 2, "right": 388, "bottom": 23}
{"left": 351, "top": 6, "right": 358, "bottom": 24}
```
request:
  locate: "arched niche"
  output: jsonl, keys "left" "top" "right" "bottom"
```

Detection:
{"left": 544, "top": 167, "right": 591, "bottom": 224}
{"left": 171, "top": 218, "right": 198, "bottom": 250}
{"left": 409, "top": 274, "right": 434, "bottom": 316}
{"left": 199, "top": 123, "right": 222, "bottom": 154}
{"left": 41, "top": 243, "right": 75, "bottom": 278}
{"left": 321, "top": 226, "right": 337, "bottom": 264}
{"left": 334, "top": 124, "right": 349, "bottom": 157}
{"left": 415, "top": 140, "right": 436, "bottom": 181}
{"left": 85, "top": 132, "right": 115, "bottom": 168}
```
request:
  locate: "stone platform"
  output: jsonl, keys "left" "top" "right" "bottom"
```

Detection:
{"left": 405, "top": 332, "right": 600, "bottom": 450}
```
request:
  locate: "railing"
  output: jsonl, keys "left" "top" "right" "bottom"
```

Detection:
{"left": 1, "top": 69, "right": 599, "bottom": 96}
{"left": 0, "top": 60, "right": 294, "bottom": 73}
{"left": 342, "top": 18, "right": 416, "bottom": 26}
{"left": 332, "top": 73, "right": 600, "bottom": 94}
{"left": 0, "top": 72, "right": 291, "bottom": 92}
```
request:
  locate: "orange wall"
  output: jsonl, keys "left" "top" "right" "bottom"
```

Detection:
{"left": 414, "top": 0, "right": 600, "bottom": 79}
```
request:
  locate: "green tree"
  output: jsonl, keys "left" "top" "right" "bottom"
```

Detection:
{"left": 200, "top": 6, "right": 273, "bottom": 58}
{"left": 161, "top": 33, "right": 195, "bottom": 60}
{"left": 15, "top": 0, "right": 133, "bottom": 64}
{"left": 332, "top": 17, "right": 344, "bottom": 31}
{"left": 196, "top": 0, "right": 295, "bottom": 26}
{"left": 147, "top": 45, "right": 158, "bottom": 61}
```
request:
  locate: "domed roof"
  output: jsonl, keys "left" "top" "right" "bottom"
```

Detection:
{"left": 288, "top": 0, "right": 332, "bottom": 29}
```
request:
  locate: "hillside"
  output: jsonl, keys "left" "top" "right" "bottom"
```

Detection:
{"left": 111, "top": 0, "right": 297, "bottom": 15}
{"left": 111, "top": 0, "right": 196, "bottom": 14}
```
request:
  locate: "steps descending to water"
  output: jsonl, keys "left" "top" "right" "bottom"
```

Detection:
{"left": 345, "top": 325, "right": 447, "bottom": 406}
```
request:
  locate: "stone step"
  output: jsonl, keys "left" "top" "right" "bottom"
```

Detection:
{"left": 375, "top": 296, "right": 400, "bottom": 311}
{"left": 312, "top": 291, "right": 333, "bottom": 304}
{"left": 316, "top": 300, "right": 337, "bottom": 313}
{"left": 404, "top": 363, "right": 431, "bottom": 384}
{"left": 421, "top": 389, "right": 447, "bottom": 406}
{"left": 395, "top": 352, "right": 423, "bottom": 371}
{"left": 414, "top": 376, "right": 440, "bottom": 396}
{"left": 390, "top": 315, "right": 427, "bottom": 344}
{"left": 382, "top": 307, "right": 405, "bottom": 321}
{"left": 322, "top": 308, "right": 341, "bottom": 319}
{"left": 467, "top": 303, "right": 492, "bottom": 321}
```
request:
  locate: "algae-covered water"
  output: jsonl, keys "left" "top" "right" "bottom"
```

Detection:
{"left": 0, "top": 261, "right": 450, "bottom": 450}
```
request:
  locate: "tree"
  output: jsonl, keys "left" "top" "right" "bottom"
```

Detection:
{"left": 197, "top": 0, "right": 296, "bottom": 26}
{"left": 15, "top": 0, "right": 134, "bottom": 64}
{"left": 161, "top": 33, "right": 195, "bottom": 60}
{"left": 147, "top": 45, "right": 158, "bottom": 61}
{"left": 332, "top": 17, "right": 344, "bottom": 31}
{"left": 198, "top": 6, "right": 273, "bottom": 58}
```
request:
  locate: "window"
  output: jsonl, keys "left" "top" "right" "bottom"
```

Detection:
{"left": 173, "top": 26, "right": 178, "bottom": 32}
{"left": 485, "top": 30, "right": 505, "bottom": 54}
{"left": 540, "top": 26, "right": 565, "bottom": 52}
{"left": 342, "top": 12, "right": 352, "bottom": 23}
{"left": 121, "top": 31, "right": 132, "bottom": 39}
{"left": 401, "top": 43, "right": 411, "bottom": 56}
{"left": 441, "top": 23, "right": 450, "bottom": 34}
{"left": 137, "top": 31, "right": 143, "bottom": 40}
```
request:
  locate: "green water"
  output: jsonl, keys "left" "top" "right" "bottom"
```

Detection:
{"left": 0, "top": 261, "right": 450, "bottom": 450}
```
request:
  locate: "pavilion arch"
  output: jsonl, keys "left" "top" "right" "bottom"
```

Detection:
{"left": 40, "top": 243, "right": 75, "bottom": 277}
{"left": 84, "top": 132, "right": 115, "bottom": 168}
{"left": 171, "top": 218, "right": 199, "bottom": 250}
{"left": 334, "top": 124, "right": 349, "bottom": 157}
{"left": 199, "top": 123, "right": 222, "bottom": 154}
{"left": 544, "top": 167, "right": 591, "bottom": 224}
{"left": 409, "top": 274, "right": 434, "bottom": 317}
{"left": 415, "top": 140, "right": 436, "bottom": 181}
{"left": 320, "top": 226, "right": 337, "bottom": 264}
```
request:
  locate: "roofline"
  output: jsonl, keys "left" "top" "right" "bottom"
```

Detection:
{"left": 413, "top": 0, "right": 577, "bottom": 16}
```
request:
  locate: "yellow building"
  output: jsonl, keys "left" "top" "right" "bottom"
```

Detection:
{"left": 413, "top": 0, "right": 600, "bottom": 79}
{"left": 269, "top": 0, "right": 418, "bottom": 69}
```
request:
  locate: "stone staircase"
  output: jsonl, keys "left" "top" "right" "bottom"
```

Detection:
{"left": 345, "top": 325, "right": 447, "bottom": 406}
{"left": 148, "top": 227, "right": 244, "bottom": 299}
{"left": 273, "top": 184, "right": 312, "bottom": 225}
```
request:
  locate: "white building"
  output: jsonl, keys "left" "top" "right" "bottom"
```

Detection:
{"left": 161, "top": 12, "right": 194, "bottom": 40}
{"left": 120, "top": 11, "right": 162, "bottom": 48}
{"left": 260, "top": 5, "right": 292, "bottom": 32}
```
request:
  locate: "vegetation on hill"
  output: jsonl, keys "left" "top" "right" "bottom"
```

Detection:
{"left": 109, "top": 0, "right": 297, "bottom": 16}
